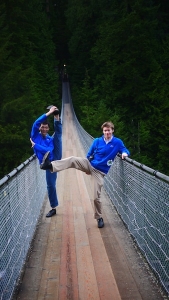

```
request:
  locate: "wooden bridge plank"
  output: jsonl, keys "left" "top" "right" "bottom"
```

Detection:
{"left": 76, "top": 170, "right": 121, "bottom": 300}
{"left": 58, "top": 191, "right": 79, "bottom": 300}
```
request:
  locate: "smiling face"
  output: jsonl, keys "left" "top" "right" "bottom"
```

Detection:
{"left": 102, "top": 126, "right": 114, "bottom": 140}
{"left": 39, "top": 123, "right": 49, "bottom": 137}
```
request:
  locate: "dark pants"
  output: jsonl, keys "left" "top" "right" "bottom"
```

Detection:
{"left": 46, "top": 171, "right": 58, "bottom": 208}
{"left": 46, "top": 119, "right": 62, "bottom": 208}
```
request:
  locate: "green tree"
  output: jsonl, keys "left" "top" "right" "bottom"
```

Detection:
{"left": 0, "top": 0, "right": 60, "bottom": 178}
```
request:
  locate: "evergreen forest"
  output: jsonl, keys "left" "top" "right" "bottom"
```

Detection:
{"left": 1, "top": 0, "right": 169, "bottom": 179}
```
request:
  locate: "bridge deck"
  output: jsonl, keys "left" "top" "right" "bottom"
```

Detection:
{"left": 15, "top": 103, "right": 164, "bottom": 300}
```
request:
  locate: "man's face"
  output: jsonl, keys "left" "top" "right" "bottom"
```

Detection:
{"left": 103, "top": 126, "right": 114, "bottom": 140}
{"left": 39, "top": 124, "right": 49, "bottom": 137}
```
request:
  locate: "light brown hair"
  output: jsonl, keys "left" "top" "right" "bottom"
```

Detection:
{"left": 101, "top": 121, "right": 114, "bottom": 130}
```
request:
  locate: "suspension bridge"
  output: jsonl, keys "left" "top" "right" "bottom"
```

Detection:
{"left": 0, "top": 81, "right": 169, "bottom": 300}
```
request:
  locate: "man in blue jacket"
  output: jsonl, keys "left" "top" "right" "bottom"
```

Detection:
{"left": 40, "top": 121, "right": 129, "bottom": 227}
{"left": 30, "top": 105, "right": 62, "bottom": 217}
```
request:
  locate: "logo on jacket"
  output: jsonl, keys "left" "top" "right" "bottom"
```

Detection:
{"left": 107, "top": 160, "right": 113, "bottom": 166}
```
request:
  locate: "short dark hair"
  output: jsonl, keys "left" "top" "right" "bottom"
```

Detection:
{"left": 101, "top": 121, "right": 114, "bottom": 130}
{"left": 41, "top": 120, "right": 50, "bottom": 126}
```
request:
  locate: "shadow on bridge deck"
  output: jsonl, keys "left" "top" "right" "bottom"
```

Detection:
{"left": 14, "top": 95, "right": 164, "bottom": 299}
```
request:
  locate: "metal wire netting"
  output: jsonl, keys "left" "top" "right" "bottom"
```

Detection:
{"left": 105, "top": 159, "right": 169, "bottom": 294}
{"left": 0, "top": 158, "right": 47, "bottom": 300}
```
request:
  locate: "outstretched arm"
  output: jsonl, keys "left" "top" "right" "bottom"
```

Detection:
{"left": 118, "top": 140, "right": 130, "bottom": 159}
{"left": 31, "top": 106, "right": 59, "bottom": 139}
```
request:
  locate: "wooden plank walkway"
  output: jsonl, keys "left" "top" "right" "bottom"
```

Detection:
{"left": 14, "top": 103, "right": 165, "bottom": 300}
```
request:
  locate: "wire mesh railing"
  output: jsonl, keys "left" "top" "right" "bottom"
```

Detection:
{"left": 105, "top": 158, "right": 169, "bottom": 294}
{"left": 0, "top": 156, "right": 47, "bottom": 300}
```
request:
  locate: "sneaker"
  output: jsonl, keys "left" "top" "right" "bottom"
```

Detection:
{"left": 46, "top": 208, "right": 56, "bottom": 218}
{"left": 40, "top": 151, "right": 52, "bottom": 170}
{"left": 46, "top": 105, "right": 59, "bottom": 115}
{"left": 97, "top": 217, "right": 104, "bottom": 228}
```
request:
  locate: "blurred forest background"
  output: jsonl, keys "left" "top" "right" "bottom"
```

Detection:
{"left": 0, "top": 0, "right": 169, "bottom": 178}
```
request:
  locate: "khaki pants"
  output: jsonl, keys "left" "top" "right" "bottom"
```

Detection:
{"left": 51, "top": 157, "right": 105, "bottom": 219}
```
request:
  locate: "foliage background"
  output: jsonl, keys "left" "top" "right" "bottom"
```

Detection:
{"left": 0, "top": 0, "right": 169, "bottom": 178}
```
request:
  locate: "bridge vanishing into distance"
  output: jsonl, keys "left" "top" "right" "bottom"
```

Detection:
{"left": 0, "top": 81, "right": 169, "bottom": 300}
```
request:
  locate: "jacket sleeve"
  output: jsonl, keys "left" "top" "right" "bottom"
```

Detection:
{"left": 31, "top": 114, "right": 47, "bottom": 139}
{"left": 118, "top": 140, "right": 130, "bottom": 156}
{"left": 53, "top": 118, "right": 62, "bottom": 160}
{"left": 86, "top": 138, "right": 98, "bottom": 159}
{"left": 54, "top": 118, "right": 62, "bottom": 135}
{"left": 33, "top": 138, "right": 54, "bottom": 155}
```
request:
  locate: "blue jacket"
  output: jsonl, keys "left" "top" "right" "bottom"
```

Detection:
{"left": 31, "top": 114, "right": 62, "bottom": 164}
{"left": 87, "top": 136, "right": 130, "bottom": 174}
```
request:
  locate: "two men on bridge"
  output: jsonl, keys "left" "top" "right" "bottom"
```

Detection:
{"left": 40, "top": 121, "right": 129, "bottom": 228}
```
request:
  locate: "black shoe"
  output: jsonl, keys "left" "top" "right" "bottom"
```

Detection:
{"left": 97, "top": 218, "right": 104, "bottom": 228}
{"left": 46, "top": 209, "right": 56, "bottom": 218}
{"left": 46, "top": 105, "right": 59, "bottom": 115}
{"left": 40, "top": 151, "right": 52, "bottom": 170}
